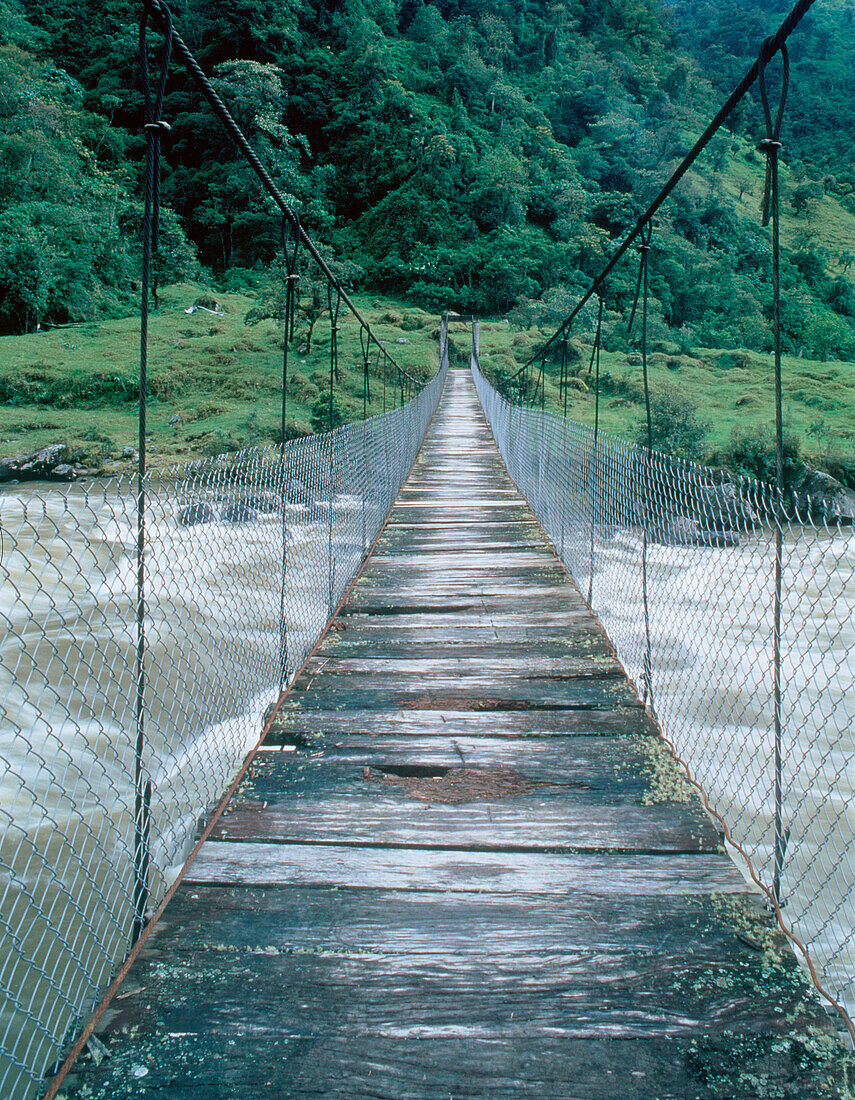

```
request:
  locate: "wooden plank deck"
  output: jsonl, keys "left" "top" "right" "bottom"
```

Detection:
{"left": 61, "top": 369, "right": 850, "bottom": 1099}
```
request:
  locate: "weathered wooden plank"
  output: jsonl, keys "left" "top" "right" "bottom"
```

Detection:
{"left": 93, "top": 938, "right": 820, "bottom": 1046}
{"left": 225, "top": 740, "right": 721, "bottom": 852}
{"left": 300, "top": 656, "right": 622, "bottom": 677}
{"left": 358, "top": 573, "right": 572, "bottom": 589}
{"left": 267, "top": 707, "right": 657, "bottom": 739}
{"left": 252, "top": 736, "right": 650, "bottom": 774}
{"left": 65, "top": 1032, "right": 848, "bottom": 1100}
{"left": 186, "top": 843, "right": 750, "bottom": 894}
{"left": 313, "top": 625, "right": 617, "bottom": 650}
{"left": 392, "top": 499, "right": 531, "bottom": 509}
{"left": 121, "top": 885, "right": 772, "bottom": 957}
{"left": 93, "top": 949, "right": 812, "bottom": 1041}
{"left": 347, "top": 589, "right": 581, "bottom": 607}
{"left": 285, "top": 676, "right": 641, "bottom": 711}
{"left": 212, "top": 805, "right": 719, "bottom": 852}
{"left": 377, "top": 540, "right": 548, "bottom": 553}
{"left": 390, "top": 507, "right": 536, "bottom": 524}
{"left": 383, "top": 519, "right": 541, "bottom": 529}
{"left": 313, "top": 640, "right": 617, "bottom": 661}
{"left": 367, "top": 551, "right": 561, "bottom": 568}
{"left": 336, "top": 610, "right": 600, "bottom": 628}
{"left": 343, "top": 590, "right": 583, "bottom": 608}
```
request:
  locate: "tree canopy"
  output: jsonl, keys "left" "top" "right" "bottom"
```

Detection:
{"left": 1, "top": 0, "right": 853, "bottom": 359}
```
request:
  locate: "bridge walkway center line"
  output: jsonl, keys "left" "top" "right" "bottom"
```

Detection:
{"left": 61, "top": 367, "right": 849, "bottom": 1099}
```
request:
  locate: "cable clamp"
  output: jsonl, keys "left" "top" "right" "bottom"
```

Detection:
{"left": 757, "top": 138, "right": 782, "bottom": 153}
{"left": 144, "top": 121, "right": 172, "bottom": 132}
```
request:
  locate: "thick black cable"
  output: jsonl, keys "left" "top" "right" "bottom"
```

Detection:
{"left": 134, "top": 0, "right": 172, "bottom": 946}
{"left": 328, "top": 280, "right": 342, "bottom": 426}
{"left": 281, "top": 215, "right": 300, "bottom": 447}
{"left": 327, "top": 281, "right": 342, "bottom": 616}
{"left": 759, "top": 40, "right": 790, "bottom": 227}
{"left": 627, "top": 222, "right": 653, "bottom": 338}
{"left": 560, "top": 338, "right": 569, "bottom": 418}
{"left": 359, "top": 326, "right": 370, "bottom": 553}
{"left": 520, "top": 0, "right": 818, "bottom": 370}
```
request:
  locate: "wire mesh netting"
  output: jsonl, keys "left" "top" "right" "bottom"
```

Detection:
{"left": 0, "top": 335, "right": 448, "bottom": 1100}
{"left": 472, "top": 354, "right": 855, "bottom": 1031}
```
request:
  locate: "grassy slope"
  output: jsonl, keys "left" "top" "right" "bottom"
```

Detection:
{"left": 0, "top": 284, "right": 440, "bottom": 469}
{"left": 713, "top": 136, "right": 855, "bottom": 271}
{"left": 3, "top": 137, "right": 854, "bottom": 478}
{"left": 473, "top": 322, "right": 855, "bottom": 470}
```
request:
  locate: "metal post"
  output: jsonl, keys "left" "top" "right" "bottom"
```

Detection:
{"left": 587, "top": 298, "right": 603, "bottom": 608}
{"left": 638, "top": 224, "right": 654, "bottom": 714}
{"left": 758, "top": 40, "right": 790, "bottom": 908}
{"left": 134, "top": 0, "right": 173, "bottom": 944}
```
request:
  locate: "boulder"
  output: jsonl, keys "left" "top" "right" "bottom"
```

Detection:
{"left": 655, "top": 514, "right": 739, "bottom": 548}
{"left": 51, "top": 464, "right": 77, "bottom": 481}
{"left": 168, "top": 413, "right": 183, "bottom": 427}
{"left": 793, "top": 468, "right": 855, "bottom": 526}
{"left": 655, "top": 515, "right": 701, "bottom": 545}
{"left": 0, "top": 443, "right": 69, "bottom": 482}
{"left": 287, "top": 479, "right": 310, "bottom": 504}
{"left": 691, "top": 481, "right": 758, "bottom": 531}
{"left": 245, "top": 493, "right": 278, "bottom": 513}
{"left": 177, "top": 502, "right": 215, "bottom": 527}
{"left": 220, "top": 502, "right": 257, "bottom": 524}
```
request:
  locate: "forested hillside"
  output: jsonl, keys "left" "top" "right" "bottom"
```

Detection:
{"left": 0, "top": 0, "right": 853, "bottom": 363}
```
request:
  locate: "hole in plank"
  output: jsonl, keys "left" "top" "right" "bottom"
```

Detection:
{"left": 373, "top": 764, "right": 450, "bottom": 779}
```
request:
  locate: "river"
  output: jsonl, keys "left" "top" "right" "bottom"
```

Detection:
{"left": 1, "top": 466, "right": 853, "bottom": 1096}
{"left": 0, "top": 471, "right": 368, "bottom": 1098}
{"left": 577, "top": 519, "right": 855, "bottom": 1024}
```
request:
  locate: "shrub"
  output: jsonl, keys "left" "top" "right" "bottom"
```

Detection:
{"left": 723, "top": 425, "right": 802, "bottom": 488}
{"left": 310, "top": 391, "right": 347, "bottom": 432}
{"left": 633, "top": 385, "right": 710, "bottom": 460}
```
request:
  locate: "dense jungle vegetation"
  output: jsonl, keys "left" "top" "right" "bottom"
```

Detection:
{"left": 1, "top": 0, "right": 853, "bottom": 471}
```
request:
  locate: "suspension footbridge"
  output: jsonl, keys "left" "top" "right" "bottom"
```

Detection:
{"left": 49, "top": 363, "right": 850, "bottom": 1099}
{"left": 1, "top": 0, "right": 855, "bottom": 1095}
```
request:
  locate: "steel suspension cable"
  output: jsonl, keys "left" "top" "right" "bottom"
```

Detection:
{"left": 634, "top": 226, "right": 655, "bottom": 713}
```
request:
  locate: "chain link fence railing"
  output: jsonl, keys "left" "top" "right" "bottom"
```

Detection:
{"left": 472, "top": 353, "right": 855, "bottom": 1037}
{"left": 0, "top": 330, "right": 448, "bottom": 1100}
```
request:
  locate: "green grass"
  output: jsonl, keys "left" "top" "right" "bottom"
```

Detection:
{"left": 469, "top": 321, "right": 855, "bottom": 473}
{"left": 715, "top": 136, "right": 855, "bottom": 273}
{"left": 0, "top": 283, "right": 440, "bottom": 469}
{"left": 4, "top": 274, "right": 852, "bottom": 481}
